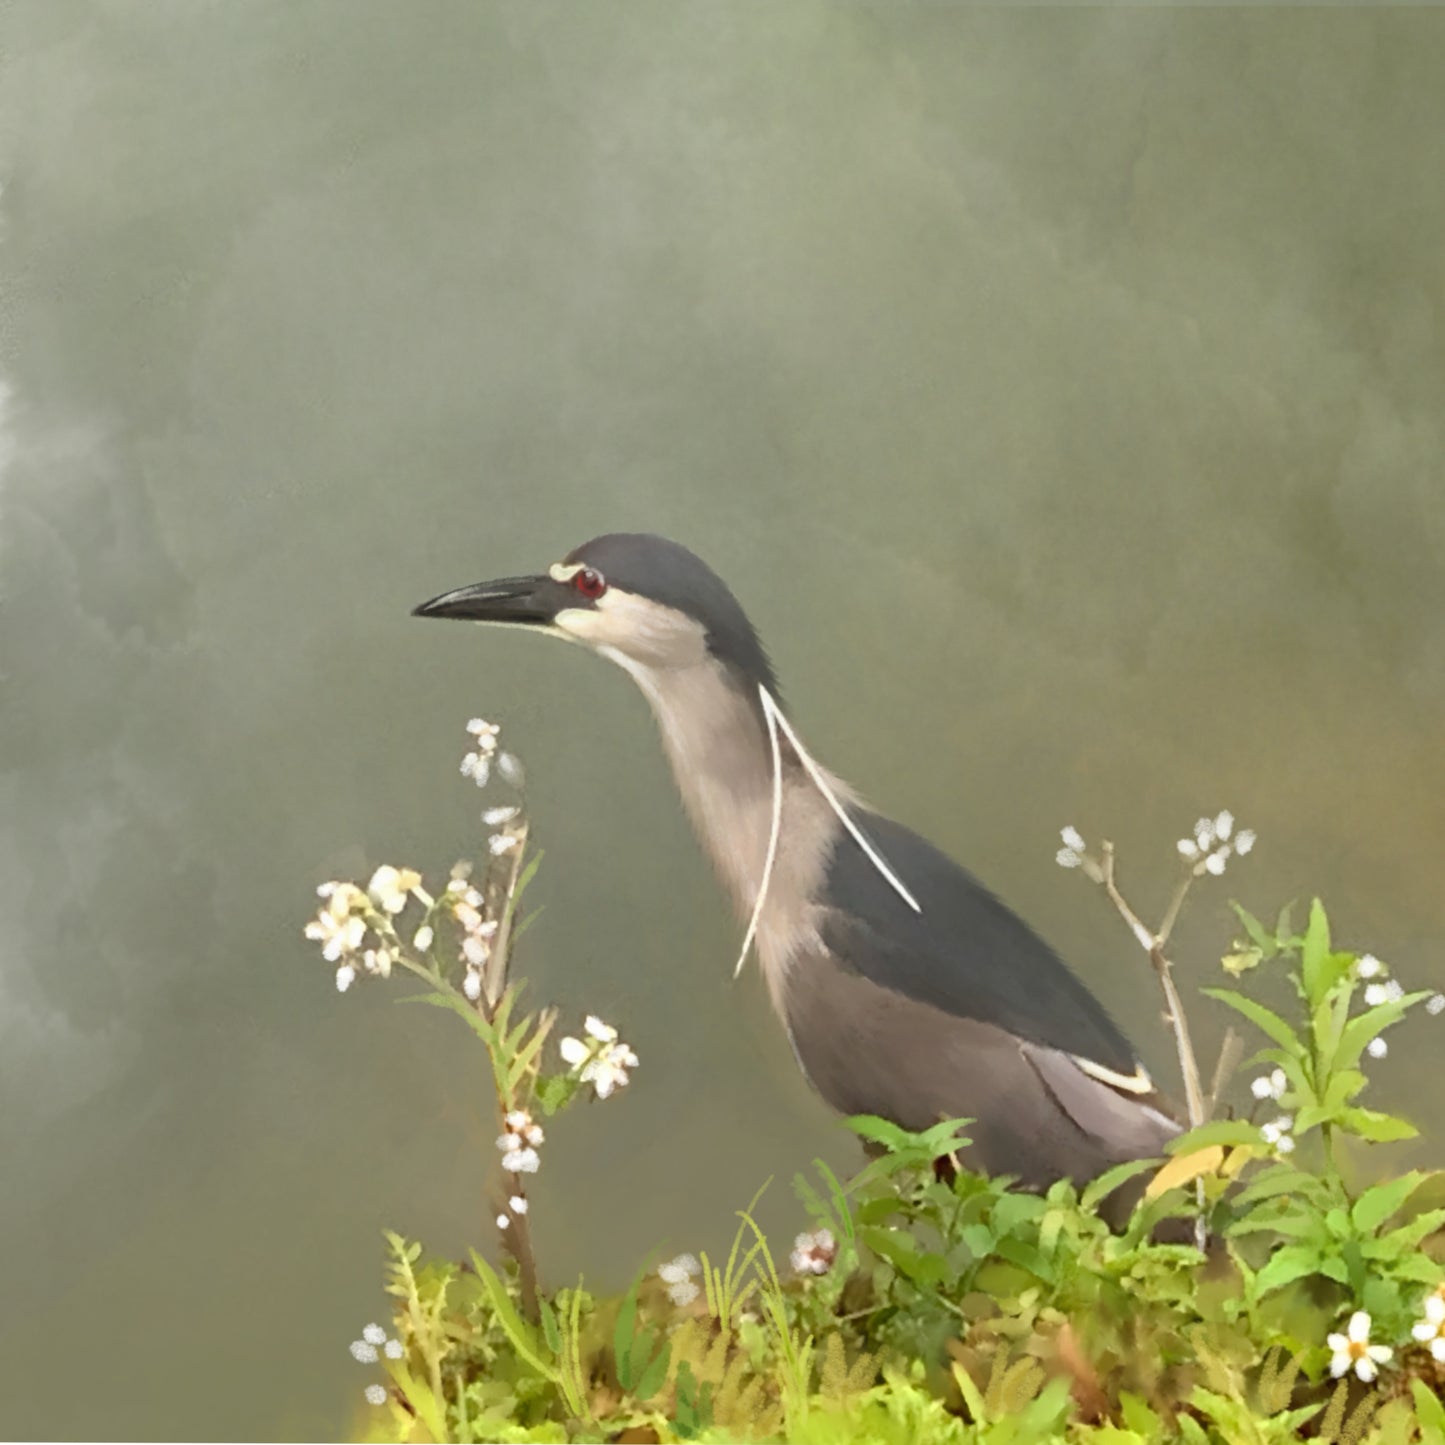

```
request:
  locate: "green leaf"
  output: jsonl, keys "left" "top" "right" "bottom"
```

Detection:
{"left": 1119, "top": 1392, "right": 1162, "bottom": 1438}
{"left": 1351, "top": 1172, "right": 1424, "bottom": 1234}
{"left": 1411, "top": 1379, "right": 1445, "bottom": 1445}
{"left": 539, "top": 1294, "right": 562, "bottom": 1355}
{"left": 1301, "top": 899, "right": 1332, "bottom": 1005}
{"left": 1166, "top": 1118, "right": 1265, "bottom": 1153}
{"left": 1232, "top": 1167, "right": 1330, "bottom": 1208}
{"left": 613, "top": 1287, "right": 638, "bottom": 1388}
{"left": 1334, "top": 993, "right": 1433, "bottom": 1074}
{"left": 1081, "top": 1156, "right": 1163, "bottom": 1211}
{"left": 468, "top": 1249, "right": 558, "bottom": 1383}
{"left": 1251, "top": 1244, "right": 1327, "bottom": 1298}
{"left": 1230, "top": 903, "right": 1274, "bottom": 955}
{"left": 1377, "top": 1208, "right": 1445, "bottom": 1252}
{"left": 1202, "top": 989, "right": 1302, "bottom": 1054}
{"left": 634, "top": 1337, "right": 671, "bottom": 1402}
{"left": 1338, "top": 1107, "right": 1419, "bottom": 1143}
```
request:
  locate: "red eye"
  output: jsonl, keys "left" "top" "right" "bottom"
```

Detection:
{"left": 573, "top": 567, "right": 607, "bottom": 600}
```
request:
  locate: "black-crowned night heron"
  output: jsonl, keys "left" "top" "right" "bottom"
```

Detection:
{"left": 414, "top": 533, "right": 1179, "bottom": 1206}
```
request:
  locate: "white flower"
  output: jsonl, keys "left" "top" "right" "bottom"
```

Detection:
{"left": 789, "top": 1228, "right": 838, "bottom": 1276}
{"left": 462, "top": 934, "right": 489, "bottom": 967}
{"left": 1176, "top": 837, "right": 1200, "bottom": 861}
{"left": 483, "top": 805, "right": 520, "bottom": 827}
{"left": 1194, "top": 817, "right": 1216, "bottom": 849}
{"left": 505, "top": 1110, "right": 544, "bottom": 1146}
{"left": 488, "top": 832, "right": 520, "bottom": 856}
{"left": 497, "top": 751, "right": 525, "bottom": 786}
{"left": 1411, "top": 1294, "right": 1445, "bottom": 1362}
{"left": 1367, "top": 1037, "right": 1388, "bottom": 1060}
{"left": 367, "top": 866, "right": 422, "bottom": 915}
{"left": 1251, "top": 1069, "right": 1287, "bottom": 1101}
{"left": 559, "top": 1035, "right": 589, "bottom": 1067}
{"left": 362, "top": 948, "right": 392, "bottom": 979}
{"left": 501, "top": 1147, "right": 540, "bottom": 1174}
{"left": 1357, "top": 954, "right": 1383, "bottom": 980}
{"left": 467, "top": 718, "right": 501, "bottom": 748}
{"left": 384, "top": 1338, "right": 403, "bottom": 1359}
{"left": 1364, "top": 983, "right": 1390, "bottom": 1007}
{"left": 497, "top": 1213, "right": 510, "bottom": 1229}
{"left": 1327, "top": 1310, "right": 1392, "bottom": 1382}
{"left": 1261, "top": 1116, "right": 1294, "bottom": 1146}
{"left": 581, "top": 1042, "right": 639, "bottom": 1099}
{"left": 335, "top": 964, "right": 357, "bottom": 993}
{"left": 412, "top": 925, "right": 434, "bottom": 953}
{"left": 305, "top": 887, "right": 367, "bottom": 961}
{"left": 509, "top": 1195, "right": 528, "bottom": 1215}
{"left": 1214, "top": 811, "right": 1234, "bottom": 841}
{"left": 1234, "top": 829, "right": 1255, "bottom": 855}
{"left": 1056, "top": 847, "right": 1083, "bottom": 869}
{"left": 1276, "top": 1134, "right": 1295, "bottom": 1155}
{"left": 460, "top": 752, "right": 491, "bottom": 787}
{"left": 659, "top": 1253, "right": 701, "bottom": 1307}
{"left": 1384, "top": 979, "right": 1405, "bottom": 1003}
{"left": 585, "top": 1016, "right": 618, "bottom": 1043}
{"left": 364, "top": 1384, "right": 388, "bottom": 1407}
{"left": 1060, "top": 826, "right": 1086, "bottom": 852}
{"left": 463, "top": 969, "right": 483, "bottom": 1002}
{"left": 1428, "top": 994, "right": 1445, "bottom": 1016}
{"left": 1203, "top": 851, "right": 1227, "bottom": 876}
{"left": 350, "top": 1339, "right": 379, "bottom": 1363}
{"left": 362, "top": 1323, "right": 386, "bottom": 1346}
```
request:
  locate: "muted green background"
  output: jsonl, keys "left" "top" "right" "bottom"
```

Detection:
{"left": 3, "top": 4, "right": 1444, "bottom": 1438}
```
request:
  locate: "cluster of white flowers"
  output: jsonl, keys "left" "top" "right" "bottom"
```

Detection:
{"left": 659, "top": 1253, "right": 701, "bottom": 1308}
{"left": 1250, "top": 1068, "right": 1287, "bottom": 1102}
{"left": 1259, "top": 1114, "right": 1295, "bottom": 1155}
{"left": 1429, "top": 993, "right": 1445, "bottom": 1017}
{"left": 558, "top": 1016, "right": 639, "bottom": 1099}
{"left": 1054, "top": 825, "right": 1089, "bottom": 870}
{"left": 1177, "top": 811, "right": 1255, "bottom": 876}
{"left": 305, "top": 867, "right": 435, "bottom": 992}
{"left": 1327, "top": 1310, "right": 1392, "bottom": 1382}
{"left": 460, "top": 717, "right": 524, "bottom": 791}
{"left": 1413, "top": 1292, "right": 1445, "bottom": 1362}
{"left": 349, "top": 1322, "right": 403, "bottom": 1407}
{"left": 496, "top": 1193, "right": 530, "bottom": 1230}
{"left": 789, "top": 1228, "right": 837, "bottom": 1277}
{"left": 497, "top": 1108, "right": 544, "bottom": 1174}
{"left": 445, "top": 863, "right": 500, "bottom": 1001}
{"left": 1352, "top": 954, "right": 1415, "bottom": 1060}
{"left": 484, "top": 803, "right": 524, "bottom": 856}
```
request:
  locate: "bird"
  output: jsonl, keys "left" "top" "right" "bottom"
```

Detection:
{"left": 413, "top": 532, "right": 1180, "bottom": 1213}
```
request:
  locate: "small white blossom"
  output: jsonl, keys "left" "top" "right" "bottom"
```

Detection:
{"left": 460, "top": 753, "right": 491, "bottom": 787}
{"left": 384, "top": 1338, "right": 403, "bottom": 1359}
{"left": 498, "top": 751, "right": 525, "bottom": 786}
{"left": 467, "top": 718, "right": 501, "bottom": 749}
{"left": 505, "top": 1110, "right": 544, "bottom": 1146}
{"left": 585, "top": 1016, "right": 618, "bottom": 1043}
{"left": 1411, "top": 1294, "right": 1445, "bottom": 1362}
{"left": 1060, "top": 826, "right": 1086, "bottom": 852}
{"left": 1427, "top": 994, "right": 1445, "bottom": 1016}
{"left": 1276, "top": 1134, "right": 1296, "bottom": 1154}
{"left": 463, "top": 969, "right": 483, "bottom": 1002}
{"left": 364, "top": 1384, "right": 388, "bottom": 1407}
{"left": 1203, "top": 851, "right": 1227, "bottom": 876}
{"left": 362, "top": 1323, "right": 386, "bottom": 1346}
{"left": 1357, "top": 954, "right": 1383, "bottom": 980}
{"left": 501, "top": 1147, "right": 540, "bottom": 1174}
{"left": 462, "top": 934, "right": 489, "bottom": 967}
{"left": 559, "top": 1035, "right": 589, "bottom": 1067}
{"left": 1194, "top": 816, "right": 1216, "bottom": 849}
{"left": 1261, "top": 1116, "right": 1294, "bottom": 1147}
{"left": 581, "top": 1041, "right": 639, "bottom": 1099}
{"left": 1251, "top": 1069, "right": 1287, "bottom": 1101}
{"left": 483, "top": 805, "right": 520, "bottom": 827}
{"left": 1214, "top": 811, "right": 1234, "bottom": 841}
{"left": 1234, "top": 829, "right": 1255, "bottom": 855}
{"left": 497, "top": 1213, "right": 510, "bottom": 1229}
{"left": 1367, "top": 1037, "right": 1388, "bottom": 1060}
{"left": 367, "top": 866, "right": 423, "bottom": 915}
{"left": 1327, "top": 1310, "right": 1392, "bottom": 1382}
{"left": 789, "top": 1228, "right": 837, "bottom": 1277}
{"left": 305, "top": 887, "right": 367, "bottom": 962}
{"left": 335, "top": 964, "right": 357, "bottom": 993}
{"left": 362, "top": 948, "right": 392, "bottom": 979}
{"left": 350, "top": 1339, "right": 379, "bottom": 1363}
{"left": 659, "top": 1253, "right": 701, "bottom": 1307}
{"left": 488, "top": 832, "right": 520, "bottom": 856}
{"left": 1177, "top": 837, "right": 1200, "bottom": 861}
{"left": 1056, "top": 847, "right": 1083, "bottom": 869}
{"left": 1364, "top": 983, "right": 1390, "bottom": 1008}
{"left": 1384, "top": 979, "right": 1405, "bottom": 1003}
{"left": 509, "top": 1195, "right": 528, "bottom": 1215}
{"left": 412, "top": 925, "right": 434, "bottom": 952}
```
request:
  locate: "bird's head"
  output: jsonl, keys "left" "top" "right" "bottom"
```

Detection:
{"left": 413, "top": 532, "right": 777, "bottom": 693}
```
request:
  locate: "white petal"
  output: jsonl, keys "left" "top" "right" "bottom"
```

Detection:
{"left": 350, "top": 1340, "right": 379, "bottom": 1363}
{"left": 1427, "top": 994, "right": 1445, "bottom": 1016}
{"left": 1194, "top": 817, "right": 1215, "bottom": 847}
{"left": 1204, "top": 851, "right": 1227, "bottom": 876}
{"left": 584, "top": 1016, "right": 618, "bottom": 1042}
{"left": 488, "top": 832, "right": 517, "bottom": 854}
{"left": 1251, "top": 1076, "right": 1273, "bottom": 1100}
{"left": 498, "top": 752, "right": 524, "bottom": 785}
{"left": 471, "top": 757, "right": 491, "bottom": 788}
{"left": 1364, "top": 984, "right": 1389, "bottom": 1007}
{"left": 1357, "top": 954, "right": 1382, "bottom": 979}
{"left": 463, "top": 969, "right": 482, "bottom": 1001}
{"left": 1433, "top": 1339, "right": 1445, "bottom": 1364}
{"left": 1270, "top": 1068, "right": 1287, "bottom": 1096}
{"left": 1233, "top": 829, "right": 1255, "bottom": 855}
{"left": 559, "top": 1037, "right": 589, "bottom": 1066}
{"left": 667, "top": 1281, "right": 699, "bottom": 1307}
{"left": 497, "top": 1214, "right": 510, "bottom": 1229}
{"left": 1354, "top": 1357, "right": 1377, "bottom": 1383}
{"left": 1326, "top": 1334, "right": 1347, "bottom": 1354}
{"left": 412, "top": 926, "right": 434, "bottom": 952}
{"left": 1367, "top": 1037, "right": 1387, "bottom": 1059}
{"left": 463, "top": 935, "right": 488, "bottom": 966}
{"left": 1214, "top": 811, "right": 1234, "bottom": 840}
{"left": 384, "top": 1338, "right": 403, "bottom": 1359}
{"left": 593, "top": 1071, "right": 615, "bottom": 1099}
{"left": 1060, "top": 826, "right": 1085, "bottom": 851}
{"left": 1176, "top": 838, "right": 1200, "bottom": 860}
{"left": 335, "top": 964, "right": 357, "bottom": 992}
{"left": 483, "top": 805, "right": 520, "bottom": 826}
{"left": 1056, "top": 848, "right": 1082, "bottom": 869}
{"left": 364, "top": 1384, "right": 388, "bottom": 1407}
{"left": 509, "top": 1195, "right": 528, "bottom": 1214}
{"left": 1368, "top": 1345, "right": 1392, "bottom": 1363}
{"left": 1413, "top": 1321, "right": 1437, "bottom": 1342}
{"left": 362, "top": 1323, "right": 386, "bottom": 1345}
{"left": 1276, "top": 1135, "right": 1295, "bottom": 1154}
{"left": 1427, "top": 1295, "right": 1445, "bottom": 1324}
{"left": 505, "top": 1110, "right": 529, "bottom": 1129}
{"left": 1348, "top": 1311, "right": 1372, "bottom": 1343}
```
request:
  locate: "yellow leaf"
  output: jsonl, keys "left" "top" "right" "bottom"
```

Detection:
{"left": 1145, "top": 1145, "right": 1225, "bottom": 1200}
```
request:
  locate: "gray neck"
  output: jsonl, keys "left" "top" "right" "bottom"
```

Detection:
{"left": 609, "top": 654, "right": 845, "bottom": 1006}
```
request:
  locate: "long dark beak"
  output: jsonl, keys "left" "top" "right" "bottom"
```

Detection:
{"left": 411, "top": 574, "right": 567, "bottom": 625}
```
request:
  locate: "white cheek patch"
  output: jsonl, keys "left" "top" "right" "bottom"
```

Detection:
{"left": 549, "top": 562, "right": 585, "bottom": 583}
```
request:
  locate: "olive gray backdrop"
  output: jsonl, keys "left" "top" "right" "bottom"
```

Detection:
{"left": 3, "top": 4, "right": 1444, "bottom": 1438}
